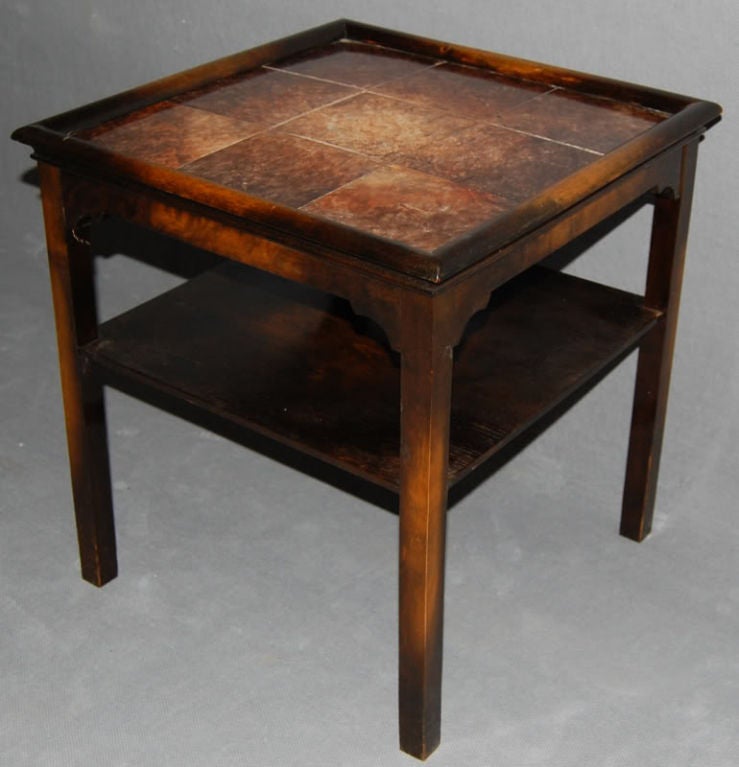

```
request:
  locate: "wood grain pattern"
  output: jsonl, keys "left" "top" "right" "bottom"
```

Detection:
{"left": 84, "top": 52, "right": 664, "bottom": 254}
{"left": 14, "top": 23, "right": 719, "bottom": 283}
{"left": 38, "top": 164, "right": 117, "bottom": 587}
{"left": 620, "top": 141, "right": 699, "bottom": 541}
{"left": 397, "top": 293, "right": 453, "bottom": 759}
{"left": 82, "top": 262, "right": 660, "bottom": 490}
{"left": 14, "top": 21, "right": 721, "bottom": 762}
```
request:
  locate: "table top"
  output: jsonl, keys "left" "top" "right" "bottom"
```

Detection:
{"left": 13, "top": 20, "right": 721, "bottom": 282}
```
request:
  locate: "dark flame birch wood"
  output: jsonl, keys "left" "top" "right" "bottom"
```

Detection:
{"left": 13, "top": 20, "right": 721, "bottom": 760}
{"left": 38, "top": 164, "right": 117, "bottom": 586}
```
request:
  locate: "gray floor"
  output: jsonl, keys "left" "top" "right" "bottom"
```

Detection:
{"left": 3, "top": 4, "right": 738, "bottom": 765}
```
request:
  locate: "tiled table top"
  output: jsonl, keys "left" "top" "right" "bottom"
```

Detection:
{"left": 81, "top": 40, "right": 666, "bottom": 255}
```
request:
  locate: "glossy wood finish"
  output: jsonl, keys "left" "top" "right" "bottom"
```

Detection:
{"left": 620, "top": 141, "right": 699, "bottom": 541}
{"left": 13, "top": 21, "right": 721, "bottom": 282}
{"left": 38, "top": 164, "right": 117, "bottom": 587}
{"left": 13, "top": 20, "right": 721, "bottom": 761}
{"left": 82, "top": 264, "right": 660, "bottom": 491}
{"left": 398, "top": 295, "right": 453, "bottom": 759}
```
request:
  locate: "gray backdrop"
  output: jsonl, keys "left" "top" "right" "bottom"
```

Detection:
{"left": 2, "top": 2, "right": 737, "bottom": 766}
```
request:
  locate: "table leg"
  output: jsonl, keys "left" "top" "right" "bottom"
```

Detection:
{"left": 620, "top": 141, "right": 699, "bottom": 541}
{"left": 39, "top": 163, "right": 117, "bottom": 586}
{"left": 398, "top": 313, "right": 453, "bottom": 760}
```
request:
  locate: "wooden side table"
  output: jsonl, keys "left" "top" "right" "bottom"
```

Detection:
{"left": 12, "top": 20, "right": 721, "bottom": 760}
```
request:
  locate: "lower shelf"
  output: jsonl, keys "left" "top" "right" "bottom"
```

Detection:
{"left": 84, "top": 261, "right": 660, "bottom": 491}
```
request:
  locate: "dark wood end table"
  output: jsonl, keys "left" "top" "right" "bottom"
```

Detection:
{"left": 12, "top": 20, "right": 721, "bottom": 760}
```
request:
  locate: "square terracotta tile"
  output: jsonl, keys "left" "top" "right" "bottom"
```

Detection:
{"left": 176, "top": 67, "right": 357, "bottom": 126}
{"left": 371, "top": 62, "right": 550, "bottom": 120}
{"left": 279, "top": 93, "right": 473, "bottom": 158}
{"left": 496, "top": 89, "right": 666, "bottom": 152}
{"left": 390, "top": 122, "right": 597, "bottom": 201}
{"left": 271, "top": 41, "right": 438, "bottom": 87}
{"left": 302, "top": 165, "right": 511, "bottom": 253}
{"left": 85, "top": 102, "right": 261, "bottom": 167}
{"left": 181, "top": 132, "right": 378, "bottom": 208}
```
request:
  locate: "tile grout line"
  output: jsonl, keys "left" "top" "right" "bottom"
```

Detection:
{"left": 183, "top": 65, "right": 606, "bottom": 160}
{"left": 296, "top": 166, "right": 378, "bottom": 212}
{"left": 261, "top": 65, "right": 364, "bottom": 89}
{"left": 177, "top": 91, "right": 366, "bottom": 169}
{"left": 485, "top": 121, "right": 605, "bottom": 155}
{"left": 266, "top": 91, "right": 364, "bottom": 132}
{"left": 274, "top": 131, "right": 379, "bottom": 160}
{"left": 176, "top": 72, "right": 604, "bottom": 205}
{"left": 263, "top": 59, "right": 444, "bottom": 91}
{"left": 360, "top": 85, "right": 602, "bottom": 155}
